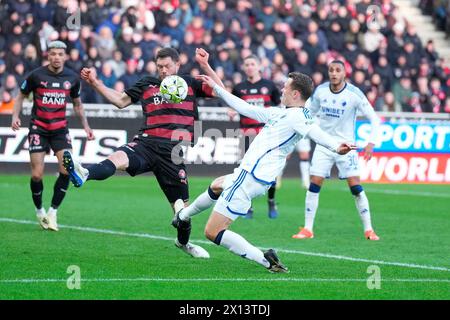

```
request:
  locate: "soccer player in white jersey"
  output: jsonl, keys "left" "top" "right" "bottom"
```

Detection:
{"left": 172, "top": 72, "right": 355, "bottom": 272}
{"left": 292, "top": 60, "right": 381, "bottom": 241}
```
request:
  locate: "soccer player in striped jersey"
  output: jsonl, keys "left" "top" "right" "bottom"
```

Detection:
{"left": 63, "top": 48, "right": 223, "bottom": 258}
{"left": 292, "top": 60, "right": 381, "bottom": 241}
{"left": 172, "top": 72, "right": 355, "bottom": 272}
{"left": 11, "top": 41, "right": 94, "bottom": 231}
{"left": 230, "top": 55, "right": 281, "bottom": 219}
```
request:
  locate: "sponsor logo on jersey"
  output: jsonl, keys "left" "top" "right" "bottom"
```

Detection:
{"left": 40, "top": 81, "right": 48, "bottom": 87}
{"left": 240, "top": 89, "right": 247, "bottom": 94}
{"left": 52, "top": 82, "right": 60, "bottom": 88}
{"left": 41, "top": 92, "right": 67, "bottom": 105}
{"left": 63, "top": 81, "right": 71, "bottom": 90}
{"left": 321, "top": 104, "right": 344, "bottom": 116}
{"left": 250, "top": 89, "right": 257, "bottom": 94}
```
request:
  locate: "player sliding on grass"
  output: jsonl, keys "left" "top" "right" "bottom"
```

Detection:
{"left": 63, "top": 47, "right": 224, "bottom": 258}
{"left": 171, "top": 72, "right": 355, "bottom": 272}
{"left": 292, "top": 60, "right": 381, "bottom": 241}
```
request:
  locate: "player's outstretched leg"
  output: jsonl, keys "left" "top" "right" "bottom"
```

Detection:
{"left": 63, "top": 151, "right": 89, "bottom": 187}
{"left": 264, "top": 249, "right": 289, "bottom": 273}
{"left": 63, "top": 151, "right": 119, "bottom": 188}
{"left": 172, "top": 180, "right": 222, "bottom": 226}
{"left": 206, "top": 211, "right": 288, "bottom": 273}
{"left": 173, "top": 199, "right": 210, "bottom": 259}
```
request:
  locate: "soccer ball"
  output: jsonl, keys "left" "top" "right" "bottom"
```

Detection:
{"left": 160, "top": 75, "right": 188, "bottom": 103}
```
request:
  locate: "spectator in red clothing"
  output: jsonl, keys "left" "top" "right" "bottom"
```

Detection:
{"left": 186, "top": 16, "right": 206, "bottom": 45}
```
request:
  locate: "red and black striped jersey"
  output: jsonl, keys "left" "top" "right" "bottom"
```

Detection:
{"left": 20, "top": 66, "right": 81, "bottom": 133}
{"left": 124, "top": 75, "right": 213, "bottom": 144}
{"left": 232, "top": 79, "right": 281, "bottom": 135}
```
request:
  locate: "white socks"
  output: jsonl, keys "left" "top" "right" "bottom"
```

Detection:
{"left": 179, "top": 189, "right": 217, "bottom": 221}
{"left": 354, "top": 191, "right": 373, "bottom": 232}
{"left": 47, "top": 207, "right": 57, "bottom": 216}
{"left": 304, "top": 191, "right": 319, "bottom": 231}
{"left": 299, "top": 161, "right": 310, "bottom": 188}
{"left": 219, "top": 230, "right": 270, "bottom": 268}
{"left": 304, "top": 187, "right": 374, "bottom": 233}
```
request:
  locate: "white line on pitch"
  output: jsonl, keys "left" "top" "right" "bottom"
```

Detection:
{"left": 363, "top": 189, "right": 449, "bottom": 198}
{"left": 329, "top": 187, "right": 450, "bottom": 198}
{"left": 0, "top": 278, "right": 449, "bottom": 284}
{"left": 1, "top": 217, "right": 449, "bottom": 273}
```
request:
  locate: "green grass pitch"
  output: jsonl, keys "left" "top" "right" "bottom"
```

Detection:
{"left": 0, "top": 174, "right": 449, "bottom": 299}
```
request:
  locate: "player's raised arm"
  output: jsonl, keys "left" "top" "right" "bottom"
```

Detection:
{"left": 196, "top": 75, "right": 272, "bottom": 123}
{"left": 307, "top": 124, "right": 355, "bottom": 155}
{"left": 288, "top": 110, "right": 354, "bottom": 155}
{"left": 81, "top": 67, "right": 132, "bottom": 109}
{"left": 195, "top": 48, "right": 225, "bottom": 91}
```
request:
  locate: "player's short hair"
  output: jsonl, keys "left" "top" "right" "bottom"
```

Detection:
{"left": 288, "top": 72, "right": 314, "bottom": 100}
{"left": 243, "top": 54, "right": 260, "bottom": 63}
{"left": 156, "top": 47, "right": 180, "bottom": 62}
{"left": 48, "top": 41, "right": 67, "bottom": 51}
{"left": 329, "top": 60, "right": 345, "bottom": 67}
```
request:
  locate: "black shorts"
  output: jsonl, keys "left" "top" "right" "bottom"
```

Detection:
{"left": 117, "top": 136, "right": 189, "bottom": 203}
{"left": 28, "top": 127, "right": 72, "bottom": 154}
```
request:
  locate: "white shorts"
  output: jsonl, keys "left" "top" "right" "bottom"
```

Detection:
{"left": 214, "top": 168, "right": 269, "bottom": 221}
{"left": 295, "top": 138, "right": 311, "bottom": 153}
{"left": 310, "top": 145, "right": 360, "bottom": 179}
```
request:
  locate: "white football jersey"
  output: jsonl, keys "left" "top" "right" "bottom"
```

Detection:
{"left": 305, "top": 82, "right": 379, "bottom": 144}
{"left": 239, "top": 107, "right": 313, "bottom": 184}
{"left": 213, "top": 85, "right": 341, "bottom": 185}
